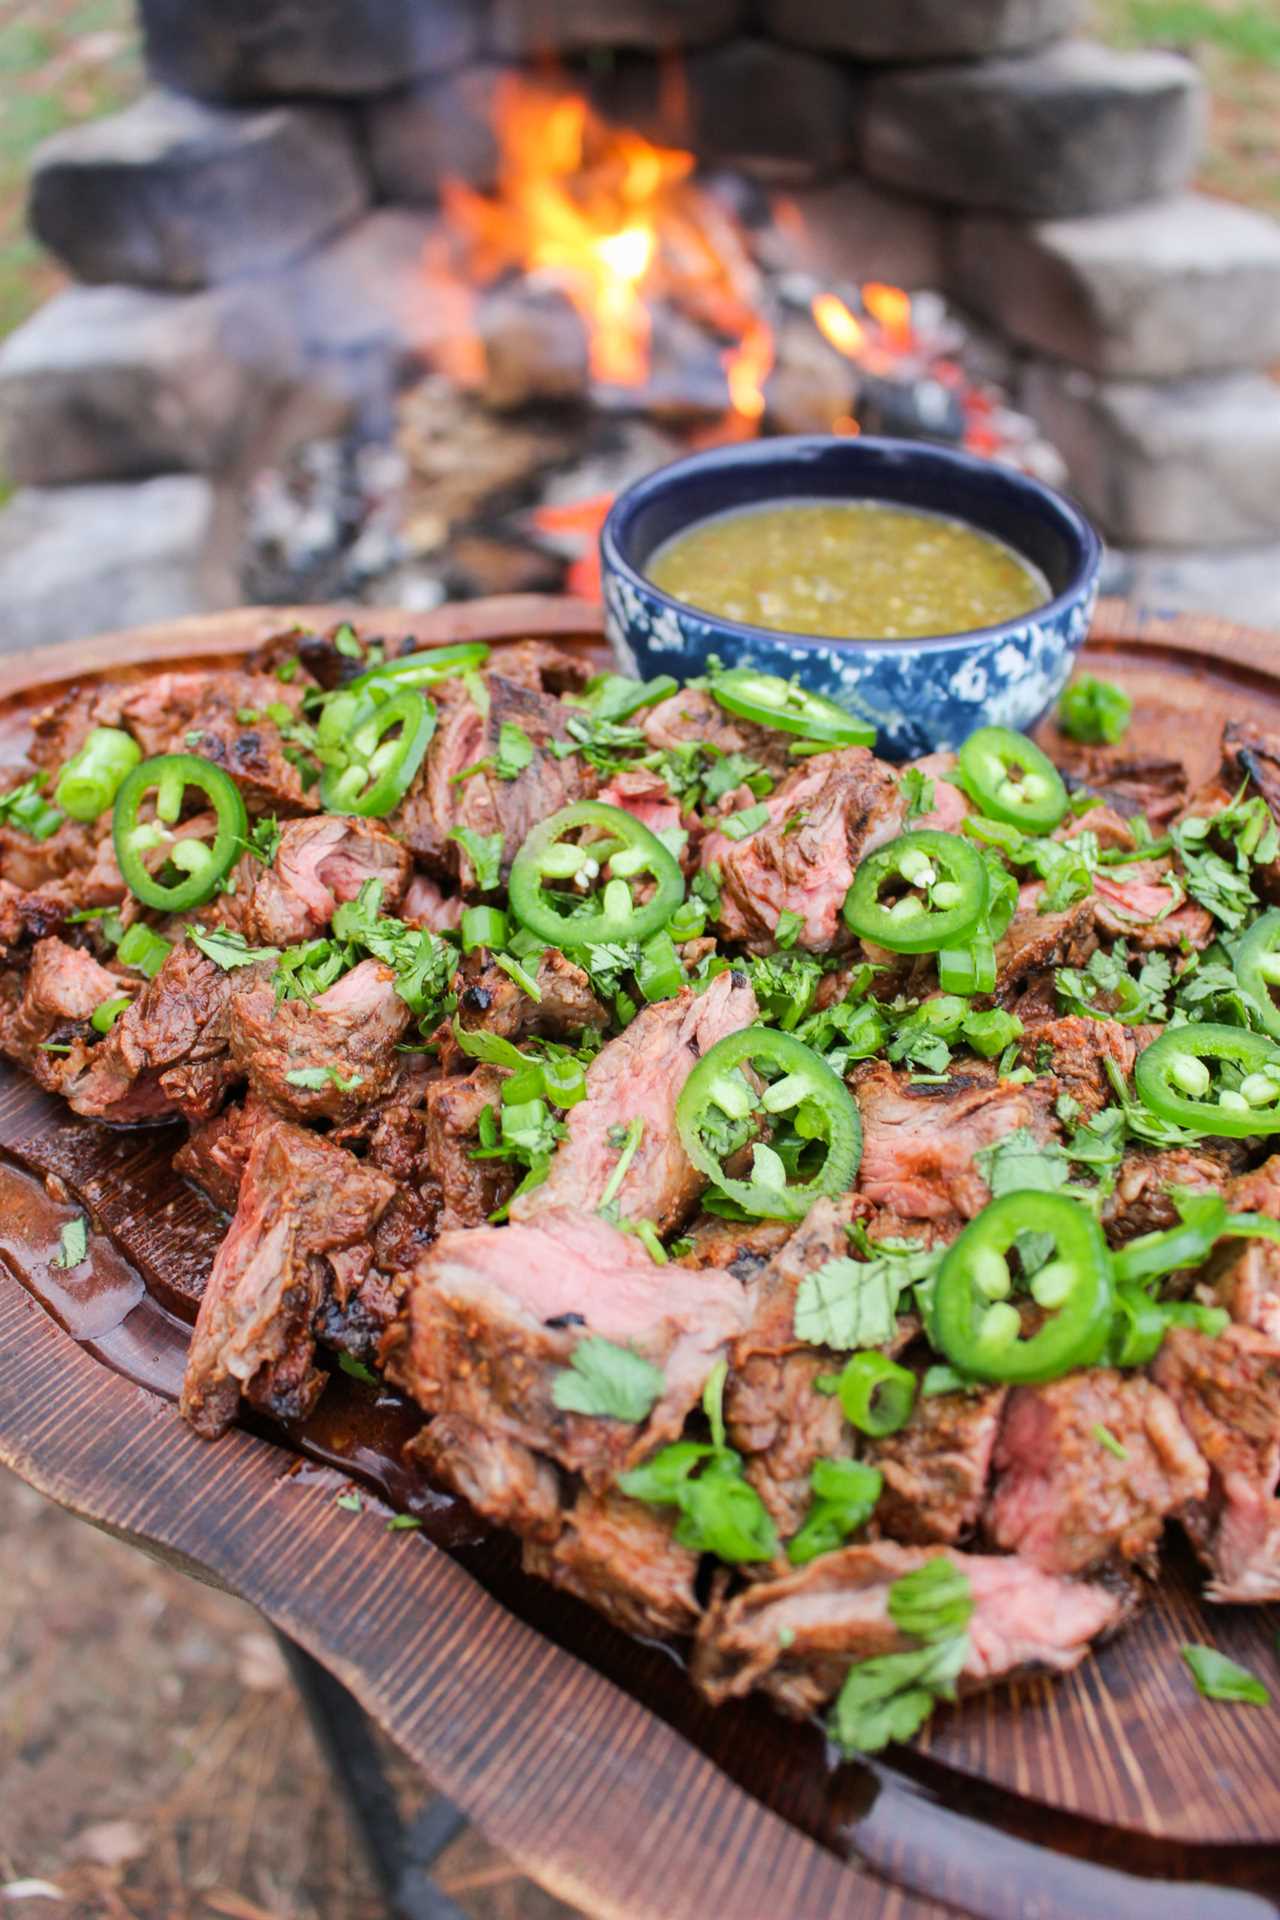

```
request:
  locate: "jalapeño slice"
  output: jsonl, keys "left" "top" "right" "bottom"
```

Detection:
{"left": 930, "top": 1190, "right": 1113, "bottom": 1385}
{"left": 1236, "top": 908, "right": 1280, "bottom": 1042}
{"left": 348, "top": 641, "right": 490, "bottom": 692}
{"left": 843, "top": 829, "right": 988, "bottom": 954}
{"left": 508, "top": 800, "right": 684, "bottom": 948}
{"left": 957, "top": 725, "right": 1068, "bottom": 833}
{"left": 318, "top": 686, "right": 435, "bottom": 818}
{"left": 709, "top": 667, "right": 874, "bottom": 746}
{"left": 1133, "top": 1023, "right": 1280, "bottom": 1138}
{"left": 675, "top": 1027, "right": 861, "bottom": 1222}
{"left": 113, "top": 753, "right": 248, "bottom": 913}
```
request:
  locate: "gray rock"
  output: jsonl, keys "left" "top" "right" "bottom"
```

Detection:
{"left": 0, "top": 477, "right": 240, "bottom": 654}
{"left": 0, "top": 284, "right": 300, "bottom": 486}
{"left": 138, "top": 0, "right": 477, "bottom": 98}
{"left": 366, "top": 65, "right": 508, "bottom": 204}
{"left": 1023, "top": 360, "right": 1280, "bottom": 546}
{"left": 606, "top": 40, "right": 856, "bottom": 185}
{"left": 28, "top": 89, "right": 369, "bottom": 290}
{"left": 285, "top": 209, "right": 458, "bottom": 418}
{"left": 862, "top": 39, "right": 1203, "bottom": 216}
{"left": 1102, "top": 542, "right": 1280, "bottom": 632}
{"left": 762, "top": 0, "right": 1079, "bottom": 61}
{"left": 951, "top": 194, "right": 1280, "bottom": 376}
{"left": 489, "top": 0, "right": 744, "bottom": 56}
{"left": 765, "top": 177, "right": 945, "bottom": 291}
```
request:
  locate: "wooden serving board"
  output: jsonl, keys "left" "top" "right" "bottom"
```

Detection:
{"left": 0, "top": 595, "right": 1277, "bottom": 1920}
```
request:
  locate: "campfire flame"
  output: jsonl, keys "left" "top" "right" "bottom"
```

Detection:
{"left": 442, "top": 78, "right": 695, "bottom": 389}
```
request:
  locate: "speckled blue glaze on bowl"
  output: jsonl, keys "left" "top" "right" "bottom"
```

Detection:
{"left": 600, "top": 435, "right": 1101, "bottom": 760}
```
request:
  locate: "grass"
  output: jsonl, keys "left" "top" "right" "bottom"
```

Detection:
{"left": 0, "top": 0, "right": 141, "bottom": 341}
{"left": 1092, "top": 0, "right": 1280, "bottom": 212}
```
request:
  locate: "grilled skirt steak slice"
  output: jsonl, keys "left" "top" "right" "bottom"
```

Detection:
{"left": 725, "top": 1195, "right": 870, "bottom": 1538}
{"left": 382, "top": 1207, "right": 749, "bottom": 1493}
{"left": 701, "top": 747, "right": 906, "bottom": 954}
{"left": 987, "top": 1370, "right": 1207, "bottom": 1576}
{"left": 692, "top": 1541, "right": 1125, "bottom": 1717}
{"left": 117, "top": 669, "right": 311, "bottom": 815}
{"left": 1092, "top": 861, "right": 1214, "bottom": 951}
{"left": 248, "top": 816, "right": 411, "bottom": 947}
{"left": 422, "top": 1063, "right": 515, "bottom": 1230}
{"left": 394, "top": 675, "right": 595, "bottom": 886}
{"left": 994, "top": 889, "right": 1095, "bottom": 1002}
{"left": 452, "top": 946, "right": 607, "bottom": 1050}
{"left": 230, "top": 958, "right": 411, "bottom": 1123}
{"left": 641, "top": 686, "right": 793, "bottom": 777}
{"left": 853, "top": 1061, "right": 1060, "bottom": 1226}
{"left": 595, "top": 767, "right": 683, "bottom": 838}
{"left": 512, "top": 970, "right": 758, "bottom": 1234}
{"left": 1016, "top": 1015, "right": 1136, "bottom": 1121}
{"left": 675, "top": 1215, "right": 795, "bottom": 1281}
{"left": 522, "top": 1491, "right": 702, "bottom": 1639}
{"left": 868, "top": 1383, "right": 1007, "bottom": 1548}
{"left": 60, "top": 942, "right": 269, "bottom": 1124}
{"left": 1153, "top": 1322, "right": 1280, "bottom": 1602}
{"left": 1204, "top": 1159, "right": 1280, "bottom": 1339}
{"left": 408, "top": 1412, "right": 563, "bottom": 1541}
{"left": 174, "top": 1092, "right": 280, "bottom": 1212}
{"left": 1103, "top": 1141, "right": 1249, "bottom": 1244}
{"left": 180, "top": 1119, "right": 396, "bottom": 1439}
{"left": 0, "top": 937, "right": 123, "bottom": 1081}
{"left": 1222, "top": 718, "right": 1280, "bottom": 902}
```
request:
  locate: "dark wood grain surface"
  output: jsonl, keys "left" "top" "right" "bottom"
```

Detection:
{"left": 0, "top": 597, "right": 1277, "bottom": 1920}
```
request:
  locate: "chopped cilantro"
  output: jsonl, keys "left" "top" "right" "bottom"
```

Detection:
{"left": 188, "top": 925, "right": 281, "bottom": 971}
{"left": 285, "top": 1065, "right": 364, "bottom": 1092}
{"left": 829, "top": 1629, "right": 968, "bottom": 1756}
{"left": 774, "top": 908, "right": 805, "bottom": 950}
{"left": 338, "top": 1353, "right": 379, "bottom": 1385}
{"left": 719, "top": 801, "right": 771, "bottom": 842}
{"left": 888, "top": 1556, "right": 975, "bottom": 1641}
{"left": 899, "top": 766, "right": 936, "bottom": 821}
{"left": 0, "top": 773, "right": 63, "bottom": 842}
{"left": 335, "top": 1490, "right": 362, "bottom": 1513}
{"left": 1093, "top": 1423, "right": 1129, "bottom": 1460}
{"left": 551, "top": 1336, "right": 664, "bottom": 1423}
{"left": 449, "top": 826, "right": 503, "bottom": 891}
{"left": 794, "top": 1250, "right": 913, "bottom": 1351}
{"left": 52, "top": 1216, "right": 89, "bottom": 1270}
{"left": 787, "top": 1458, "right": 883, "bottom": 1566}
{"left": 332, "top": 623, "right": 363, "bottom": 659}
{"left": 495, "top": 721, "right": 535, "bottom": 780}
{"left": 1180, "top": 1645, "right": 1269, "bottom": 1706}
{"left": 387, "top": 1513, "right": 423, "bottom": 1532}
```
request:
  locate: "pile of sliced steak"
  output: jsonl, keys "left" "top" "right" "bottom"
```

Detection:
{"left": 5, "top": 635, "right": 1280, "bottom": 1752}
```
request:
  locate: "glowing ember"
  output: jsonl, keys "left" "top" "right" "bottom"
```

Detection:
{"left": 863, "top": 282, "right": 914, "bottom": 354}
{"left": 724, "top": 317, "right": 774, "bottom": 423}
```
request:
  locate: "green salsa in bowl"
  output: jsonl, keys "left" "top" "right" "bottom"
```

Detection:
{"left": 599, "top": 434, "right": 1102, "bottom": 759}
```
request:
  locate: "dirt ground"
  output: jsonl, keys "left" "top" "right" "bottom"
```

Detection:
{"left": 0, "top": 1465, "right": 581, "bottom": 1920}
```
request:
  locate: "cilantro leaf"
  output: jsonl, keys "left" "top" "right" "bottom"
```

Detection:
{"left": 899, "top": 766, "right": 935, "bottom": 821}
{"left": 829, "top": 1634, "right": 968, "bottom": 1756}
{"left": 188, "top": 924, "right": 281, "bottom": 971}
{"left": 1056, "top": 940, "right": 1169, "bottom": 1025}
{"left": 52, "top": 1216, "right": 88, "bottom": 1270}
{"left": 974, "top": 1128, "right": 1072, "bottom": 1200}
{"left": 338, "top": 1353, "right": 379, "bottom": 1385}
{"left": 774, "top": 908, "right": 804, "bottom": 950}
{"left": 1180, "top": 1644, "right": 1269, "bottom": 1706}
{"left": 285, "top": 1065, "right": 364, "bottom": 1092}
{"left": 787, "top": 1458, "right": 883, "bottom": 1566}
{"left": 449, "top": 826, "right": 503, "bottom": 891}
{"left": 719, "top": 801, "right": 771, "bottom": 842}
{"left": 495, "top": 721, "right": 534, "bottom": 780}
{"left": 551, "top": 1336, "right": 664, "bottom": 1423}
{"left": 888, "top": 1557, "right": 975, "bottom": 1640}
{"left": 795, "top": 1255, "right": 901, "bottom": 1351}
{"left": 0, "top": 773, "right": 63, "bottom": 842}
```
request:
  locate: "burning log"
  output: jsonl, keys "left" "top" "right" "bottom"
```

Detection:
{"left": 477, "top": 280, "right": 590, "bottom": 411}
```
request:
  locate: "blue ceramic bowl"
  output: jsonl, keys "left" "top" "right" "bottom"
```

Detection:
{"left": 599, "top": 435, "right": 1101, "bottom": 760}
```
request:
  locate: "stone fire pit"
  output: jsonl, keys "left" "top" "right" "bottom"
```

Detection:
{"left": 3, "top": 0, "right": 1280, "bottom": 647}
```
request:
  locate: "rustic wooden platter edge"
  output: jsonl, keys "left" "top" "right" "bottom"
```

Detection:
{"left": 0, "top": 595, "right": 1278, "bottom": 1920}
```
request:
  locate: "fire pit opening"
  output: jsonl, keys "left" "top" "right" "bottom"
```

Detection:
{"left": 4, "top": 0, "right": 1280, "bottom": 646}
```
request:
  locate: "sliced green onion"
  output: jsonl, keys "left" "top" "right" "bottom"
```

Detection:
{"left": 54, "top": 728, "right": 141, "bottom": 822}
{"left": 461, "top": 905, "right": 508, "bottom": 953}
{"left": 116, "top": 922, "right": 173, "bottom": 979}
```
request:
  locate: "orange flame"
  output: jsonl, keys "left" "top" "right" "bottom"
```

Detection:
{"left": 811, "top": 293, "right": 866, "bottom": 359}
{"left": 863, "top": 282, "right": 914, "bottom": 353}
{"left": 723, "top": 317, "right": 774, "bottom": 423}
{"left": 442, "top": 77, "right": 694, "bottom": 388}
